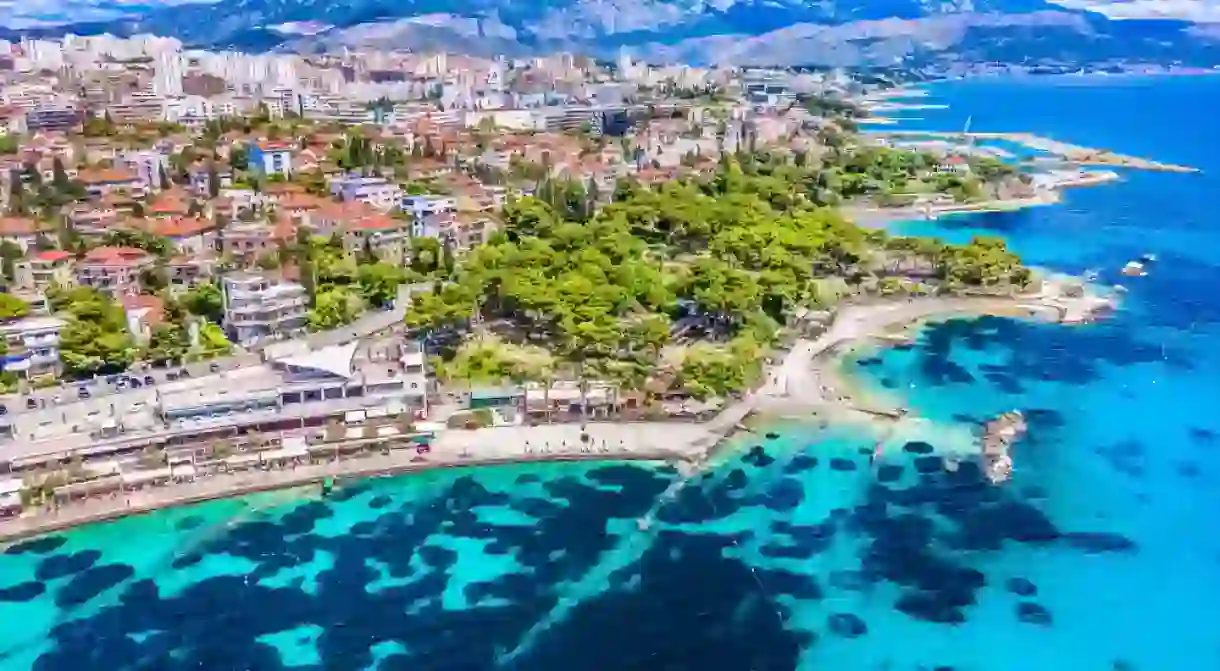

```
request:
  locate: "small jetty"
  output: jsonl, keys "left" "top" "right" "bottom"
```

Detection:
{"left": 863, "top": 130, "right": 1201, "bottom": 174}
{"left": 980, "top": 410, "right": 1027, "bottom": 484}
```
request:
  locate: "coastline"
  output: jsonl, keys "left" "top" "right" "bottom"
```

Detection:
{"left": 0, "top": 431, "right": 707, "bottom": 546}
{"left": 0, "top": 290, "right": 1107, "bottom": 544}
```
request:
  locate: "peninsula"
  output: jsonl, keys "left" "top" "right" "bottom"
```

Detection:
{"left": 0, "top": 56, "right": 1126, "bottom": 541}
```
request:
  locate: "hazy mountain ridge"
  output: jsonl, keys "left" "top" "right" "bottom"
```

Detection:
{"left": 3, "top": 0, "right": 1219, "bottom": 66}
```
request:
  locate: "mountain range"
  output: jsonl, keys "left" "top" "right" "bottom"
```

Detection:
{"left": 3, "top": 0, "right": 1220, "bottom": 67}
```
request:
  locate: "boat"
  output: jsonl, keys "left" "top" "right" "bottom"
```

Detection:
{"left": 1121, "top": 261, "right": 1147, "bottom": 277}
{"left": 1139, "top": 252, "right": 1158, "bottom": 263}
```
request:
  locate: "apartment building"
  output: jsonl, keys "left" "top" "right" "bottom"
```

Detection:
{"left": 220, "top": 219, "right": 294, "bottom": 264}
{"left": 221, "top": 272, "right": 309, "bottom": 346}
{"left": 77, "top": 167, "right": 148, "bottom": 199}
{"left": 400, "top": 194, "right": 456, "bottom": 221}
{"left": 75, "top": 246, "right": 154, "bottom": 296}
{"left": 329, "top": 175, "right": 403, "bottom": 211}
{"left": 0, "top": 316, "right": 66, "bottom": 380}
{"left": 14, "top": 250, "right": 76, "bottom": 293}
{"left": 306, "top": 202, "right": 410, "bottom": 262}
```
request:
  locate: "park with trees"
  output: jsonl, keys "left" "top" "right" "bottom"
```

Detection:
{"left": 404, "top": 148, "right": 1029, "bottom": 399}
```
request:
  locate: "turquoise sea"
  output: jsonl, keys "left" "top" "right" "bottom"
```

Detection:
{"left": 4, "top": 76, "right": 1220, "bottom": 670}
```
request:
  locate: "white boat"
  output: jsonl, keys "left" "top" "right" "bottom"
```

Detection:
{"left": 1139, "top": 252, "right": 1158, "bottom": 263}
{"left": 1121, "top": 261, "right": 1147, "bottom": 277}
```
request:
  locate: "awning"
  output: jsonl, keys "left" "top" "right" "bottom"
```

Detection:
{"left": 275, "top": 341, "right": 360, "bottom": 379}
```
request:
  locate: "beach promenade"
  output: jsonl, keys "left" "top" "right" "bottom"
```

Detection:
{"left": 0, "top": 290, "right": 1108, "bottom": 543}
{"left": 0, "top": 422, "right": 713, "bottom": 542}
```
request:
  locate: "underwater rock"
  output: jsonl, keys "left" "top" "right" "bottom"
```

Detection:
{"left": 829, "top": 458, "right": 858, "bottom": 472}
{"left": 3, "top": 535, "right": 66, "bottom": 556}
{"left": 783, "top": 455, "right": 819, "bottom": 473}
{"left": 0, "top": 580, "right": 46, "bottom": 602}
{"left": 1006, "top": 577, "right": 1038, "bottom": 597}
{"left": 826, "top": 612, "right": 868, "bottom": 638}
{"left": 877, "top": 465, "right": 904, "bottom": 483}
{"left": 1062, "top": 531, "right": 1137, "bottom": 554}
{"left": 1016, "top": 601, "right": 1053, "bottom": 626}
{"left": 902, "top": 441, "right": 935, "bottom": 455}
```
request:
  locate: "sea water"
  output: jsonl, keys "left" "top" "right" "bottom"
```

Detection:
{"left": 3, "top": 76, "right": 1220, "bottom": 670}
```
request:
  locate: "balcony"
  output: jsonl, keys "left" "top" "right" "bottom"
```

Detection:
{"left": 228, "top": 297, "right": 308, "bottom": 315}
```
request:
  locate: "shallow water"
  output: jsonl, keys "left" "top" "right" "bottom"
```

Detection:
{"left": 3, "top": 76, "right": 1220, "bottom": 670}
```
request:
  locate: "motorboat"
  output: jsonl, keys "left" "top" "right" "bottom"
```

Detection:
{"left": 1139, "top": 252, "right": 1158, "bottom": 264}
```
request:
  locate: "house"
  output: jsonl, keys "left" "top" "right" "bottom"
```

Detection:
{"left": 307, "top": 202, "right": 410, "bottom": 262}
{"left": 248, "top": 141, "right": 295, "bottom": 178}
{"left": 138, "top": 216, "right": 218, "bottom": 256}
{"left": 189, "top": 164, "right": 233, "bottom": 197}
{"left": 77, "top": 167, "right": 147, "bottom": 199}
{"left": 415, "top": 212, "right": 497, "bottom": 251}
{"left": 120, "top": 293, "right": 166, "bottom": 343}
{"left": 400, "top": 194, "right": 456, "bottom": 222}
{"left": 0, "top": 217, "right": 49, "bottom": 252}
{"left": 0, "top": 316, "right": 66, "bottom": 381}
{"left": 166, "top": 255, "right": 217, "bottom": 289}
{"left": 220, "top": 272, "right": 309, "bottom": 346}
{"left": 76, "top": 246, "right": 155, "bottom": 296}
{"left": 220, "top": 217, "right": 295, "bottom": 263}
{"left": 329, "top": 175, "right": 403, "bottom": 211}
{"left": 14, "top": 250, "right": 76, "bottom": 293}
{"left": 936, "top": 155, "right": 971, "bottom": 174}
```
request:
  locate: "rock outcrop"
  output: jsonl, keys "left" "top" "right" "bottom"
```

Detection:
{"left": 981, "top": 410, "right": 1027, "bottom": 484}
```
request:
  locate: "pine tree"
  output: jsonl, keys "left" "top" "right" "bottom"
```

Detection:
{"left": 52, "top": 157, "right": 70, "bottom": 190}
{"left": 206, "top": 162, "right": 220, "bottom": 199}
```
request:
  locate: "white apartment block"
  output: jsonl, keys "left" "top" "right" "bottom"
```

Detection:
{"left": 221, "top": 272, "right": 309, "bottom": 347}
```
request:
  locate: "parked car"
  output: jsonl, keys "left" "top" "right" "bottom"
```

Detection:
{"left": 0, "top": 404, "right": 8, "bottom": 415}
{"left": 25, "top": 398, "right": 36, "bottom": 410}
{"left": 78, "top": 387, "right": 90, "bottom": 399}
{"left": 144, "top": 375, "right": 155, "bottom": 385}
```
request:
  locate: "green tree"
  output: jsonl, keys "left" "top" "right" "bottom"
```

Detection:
{"left": 0, "top": 292, "right": 30, "bottom": 320}
{"left": 357, "top": 262, "right": 403, "bottom": 309}
{"left": 309, "top": 288, "right": 363, "bottom": 330}
{"left": 0, "top": 241, "right": 23, "bottom": 281}
{"left": 181, "top": 281, "right": 224, "bottom": 323}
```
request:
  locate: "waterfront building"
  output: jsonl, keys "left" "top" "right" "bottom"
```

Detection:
{"left": 0, "top": 341, "right": 429, "bottom": 472}
{"left": 220, "top": 272, "right": 309, "bottom": 346}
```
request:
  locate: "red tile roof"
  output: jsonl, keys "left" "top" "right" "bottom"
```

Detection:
{"left": 0, "top": 217, "right": 42, "bottom": 236}
{"left": 120, "top": 293, "right": 165, "bottom": 326}
{"left": 34, "top": 250, "right": 73, "bottom": 263}
{"left": 82, "top": 246, "right": 152, "bottom": 266}
{"left": 77, "top": 168, "right": 140, "bottom": 184}
{"left": 141, "top": 216, "right": 215, "bottom": 239}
